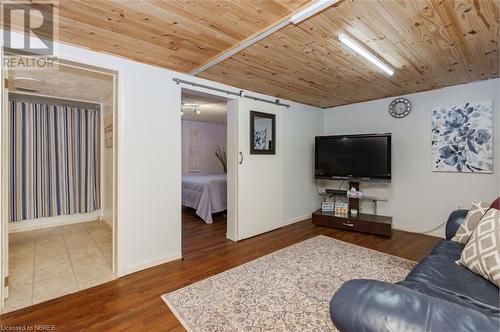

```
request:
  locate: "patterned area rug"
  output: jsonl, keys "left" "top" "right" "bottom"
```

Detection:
{"left": 162, "top": 235, "right": 415, "bottom": 331}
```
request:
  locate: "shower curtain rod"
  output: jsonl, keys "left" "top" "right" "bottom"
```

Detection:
{"left": 173, "top": 78, "right": 290, "bottom": 108}
{"left": 9, "top": 92, "right": 101, "bottom": 111}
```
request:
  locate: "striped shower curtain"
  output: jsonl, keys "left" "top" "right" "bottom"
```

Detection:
{"left": 9, "top": 100, "right": 101, "bottom": 222}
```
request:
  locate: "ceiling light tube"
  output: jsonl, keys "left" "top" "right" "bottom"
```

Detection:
{"left": 290, "top": 0, "right": 340, "bottom": 24}
{"left": 13, "top": 76, "right": 44, "bottom": 83}
{"left": 338, "top": 34, "right": 394, "bottom": 75}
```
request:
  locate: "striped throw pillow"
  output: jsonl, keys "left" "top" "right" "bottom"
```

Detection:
{"left": 452, "top": 201, "right": 490, "bottom": 244}
{"left": 458, "top": 208, "right": 500, "bottom": 287}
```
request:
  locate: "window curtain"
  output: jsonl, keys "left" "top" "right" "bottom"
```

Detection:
{"left": 9, "top": 100, "right": 101, "bottom": 222}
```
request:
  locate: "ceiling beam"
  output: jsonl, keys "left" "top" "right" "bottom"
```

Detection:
{"left": 189, "top": 0, "right": 343, "bottom": 76}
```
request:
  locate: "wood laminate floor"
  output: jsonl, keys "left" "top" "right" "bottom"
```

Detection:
{"left": 0, "top": 209, "right": 441, "bottom": 331}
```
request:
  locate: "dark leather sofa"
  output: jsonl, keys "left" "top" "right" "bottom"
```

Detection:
{"left": 330, "top": 209, "right": 500, "bottom": 332}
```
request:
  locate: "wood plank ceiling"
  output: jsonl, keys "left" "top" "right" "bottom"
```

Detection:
{"left": 200, "top": 0, "right": 500, "bottom": 107}
{"left": 56, "top": 0, "right": 310, "bottom": 73}
{"left": 4, "top": 0, "right": 499, "bottom": 107}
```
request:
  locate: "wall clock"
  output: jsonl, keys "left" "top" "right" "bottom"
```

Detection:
{"left": 388, "top": 98, "right": 411, "bottom": 118}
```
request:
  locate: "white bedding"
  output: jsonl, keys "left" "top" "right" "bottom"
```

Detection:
{"left": 182, "top": 174, "right": 227, "bottom": 224}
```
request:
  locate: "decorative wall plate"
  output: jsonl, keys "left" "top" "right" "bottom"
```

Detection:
{"left": 389, "top": 98, "right": 411, "bottom": 118}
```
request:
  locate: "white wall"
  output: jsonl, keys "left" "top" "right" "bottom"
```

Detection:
{"left": 322, "top": 79, "right": 500, "bottom": 237}
{"left": 283, "top": 103, "right": 323, "bottom": 224}
{"left": 1, "top": 31, "right": 323, "bottom": 276}
{"left": 181, "top": 120, "right": 226, "bottom": 175}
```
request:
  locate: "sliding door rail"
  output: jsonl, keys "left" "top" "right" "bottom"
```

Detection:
{"left": 173, "top": 78, "right": 290, "bottom": 108}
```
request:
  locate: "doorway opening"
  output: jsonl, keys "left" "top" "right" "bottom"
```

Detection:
{"left": 1, "top": 57, "right": 118, "bottom": 313}
{"left": 180, "top": 89, "right": 233, "bottom": 256}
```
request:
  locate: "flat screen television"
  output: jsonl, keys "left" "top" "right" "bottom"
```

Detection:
{"left": 315, "top": 133, "right": 391, "bottom": 181}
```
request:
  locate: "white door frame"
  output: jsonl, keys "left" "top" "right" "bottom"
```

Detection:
{"left": 179, "top": 86, "right": 239, "bottom": 245}
{"left": 52, "top": 60, "right": 121, "bottom": 276}
{"left": 0, "top": 49, "right": 9, "bottom": 307}
{"left": 0, "top": 57, "right": 122, "bottom": 311}
{"left": 225, "top": 99, "right": 239, "bottom": 241}
{"left": 53, "top": 59, "right": 123, "bottom": 277}
{"left": 111, "top": 71, "right": 119, "bottom": 275}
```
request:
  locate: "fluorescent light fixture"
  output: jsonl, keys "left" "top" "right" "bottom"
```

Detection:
{"left": 290, "top": 0, "right": 340, "bottom": 24}
{"left": 13, "top": 76, "right": 44, "bottom": 83}
{"left": 338, "top": 34, "right": 394, "bottom": 75}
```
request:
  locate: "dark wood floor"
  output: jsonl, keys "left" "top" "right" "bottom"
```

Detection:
{"left": 0, "top": 210, "right": 441, "bottom": 331}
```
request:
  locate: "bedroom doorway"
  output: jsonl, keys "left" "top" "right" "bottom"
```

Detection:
{"left": 180, "top": 89, "right": 232, "bottom": 255}
{"left": 0, "top": 56, "right": 119, "bottom": 313}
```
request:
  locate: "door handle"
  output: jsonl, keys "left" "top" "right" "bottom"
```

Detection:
{"left": 239, "top": 152, "right": 244, "bottom": 164}
{"left": 342, "top": 222, "right": 355, "bottom": 227}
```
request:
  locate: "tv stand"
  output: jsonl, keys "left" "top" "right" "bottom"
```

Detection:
{"left": 313, "top": 181, "right": 392, "bottom": 237}
{"left": 312, "top": 209, "right": 392, "bottom": 237}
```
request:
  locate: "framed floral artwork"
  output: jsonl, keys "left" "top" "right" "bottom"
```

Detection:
{"left": 431, "top": 101, "right": 493, "bottom": 173}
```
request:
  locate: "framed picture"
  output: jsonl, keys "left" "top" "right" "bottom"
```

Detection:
{"left": 431, "top": 100, "right": 493, "bottom": 173}
{"left": 250, "top": 111, "right": 275, "bottom": 154}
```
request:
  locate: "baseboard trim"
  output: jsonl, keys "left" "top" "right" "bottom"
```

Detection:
{"left": 101, "top": 217, "right": 113, "bottom": 229}
{"left": 124, "top": 252, "right": 182, "bottom": 276}
{"left": 226, "top": 232, "right": 238, "bottom": 241}
{"left": 9, "top": 211, "right": 102, "bottom": 233}
{"left": 237, "top": 214, "right": 313, "bottom": 241}
{"left": 392, "top": 225, "right": 445, "bottom": 238}
{"left": 282, "top": 214, "right": 312, "bottom": 226}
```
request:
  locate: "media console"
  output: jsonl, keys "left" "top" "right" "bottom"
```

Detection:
{"left": 312, "top": 209, "right": 392, "bottom": 237}
{"left": 313, "top": 181, "right": 392, "bottom": 237}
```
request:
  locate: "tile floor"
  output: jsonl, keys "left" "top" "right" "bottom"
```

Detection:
{"left": 3, "top": 220, "right": 115, "bottom": 313}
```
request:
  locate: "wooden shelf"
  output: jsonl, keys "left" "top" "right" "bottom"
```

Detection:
{"left": 312, "top": 209, "right": 392, "bottom": 237}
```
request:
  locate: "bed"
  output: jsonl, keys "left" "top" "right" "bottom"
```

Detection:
{"left": 182, "top": 174, "right": 227, "bottom": 224}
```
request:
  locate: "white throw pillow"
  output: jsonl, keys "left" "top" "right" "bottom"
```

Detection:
{"left": 458, "top": 208, "right": 500, "bottom": 287}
